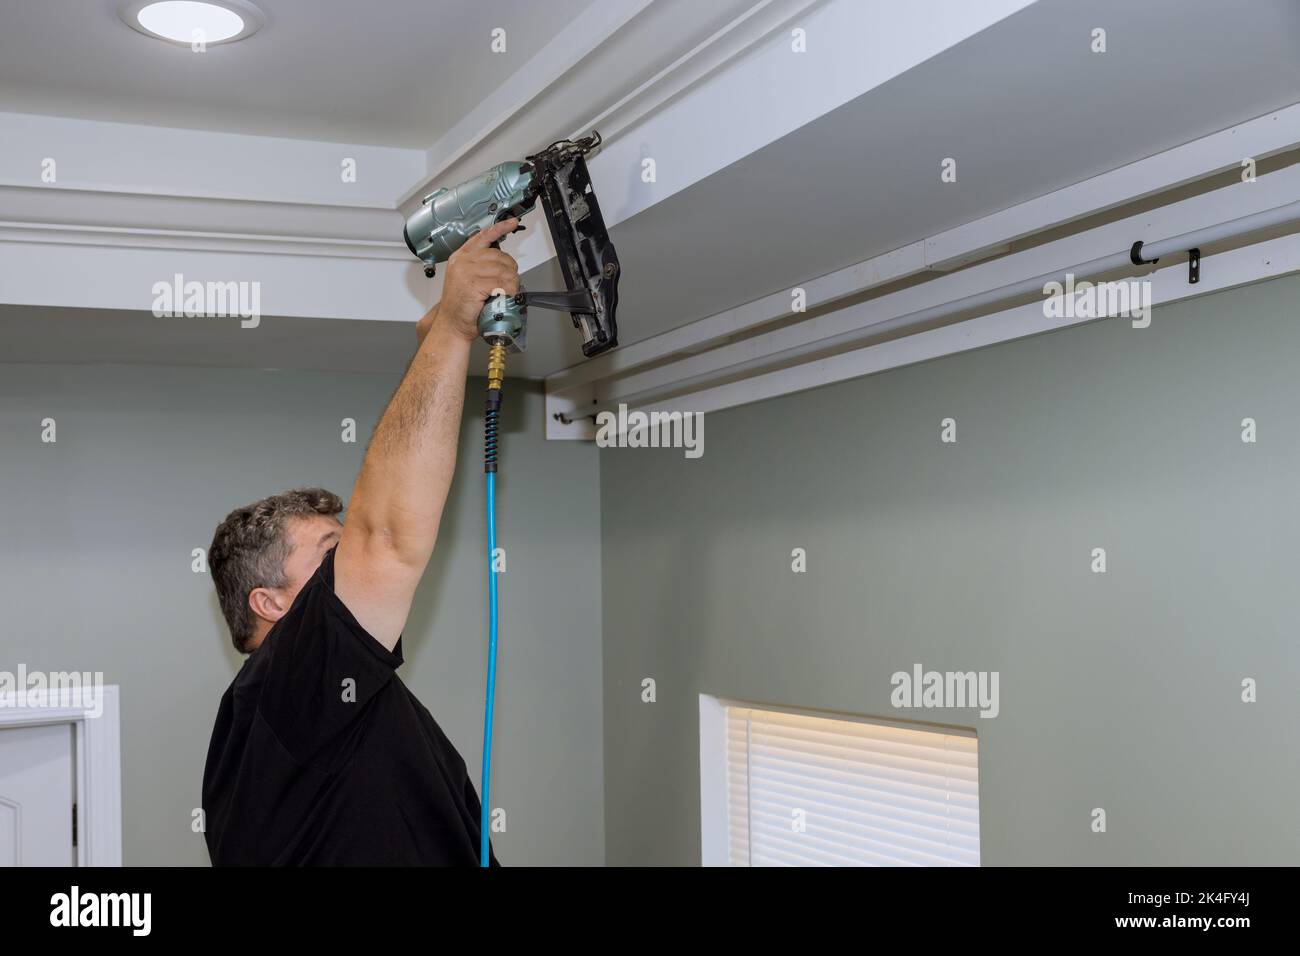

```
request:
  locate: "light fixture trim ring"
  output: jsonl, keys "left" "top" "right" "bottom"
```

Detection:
{"left": 118, "top": 0, "right": 265, "bottom": 47}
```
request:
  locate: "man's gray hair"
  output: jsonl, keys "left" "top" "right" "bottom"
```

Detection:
{"left": 209, "top": 487, "right": 343, "bottom": 653}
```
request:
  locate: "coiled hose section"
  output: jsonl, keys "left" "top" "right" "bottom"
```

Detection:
{"left": 479, "top": 342, "right": 506, "bottom": 867}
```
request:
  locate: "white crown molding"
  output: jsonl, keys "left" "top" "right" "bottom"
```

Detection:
{"left": 548, "top": 103, "right": 1300, "bottom": 394}
{"left": 576, "top": 0, "right": 827, "bottom": 149}
{"left": 0, "top": 180, "right": 405, "bottom": 257}
{"left": 408, "top": 0, "right": 659, "bottom": 200}
{"left": 545, "top": 104, "right": 1300, "bottom": 437}
{"left": 0, "top": 220, "right": 408, "bottom": 260}
{"left": 620, "top": 231, "right": 1300, "bottom": 429}
{"left": 2, "top": 0, "right": 822, "bottom": 314}
{"left": 399, "top": 0, "right": 823, "bottom": 207}
{"left": 0, "top": 109, "right": 417, "bottom": 268}
{"left": 0, "top": 0, "right": 1038, "bottom": 334}
{"left": 0, "top": 176, "right": 426, "bottom": 322}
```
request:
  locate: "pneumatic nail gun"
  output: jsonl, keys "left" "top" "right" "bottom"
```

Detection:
{"left": 402, "top": 130, "right": 620, "bottom": 357}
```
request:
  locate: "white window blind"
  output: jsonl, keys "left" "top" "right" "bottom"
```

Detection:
{"left": 724, "top": 705, "right": 979, "bottom": 866}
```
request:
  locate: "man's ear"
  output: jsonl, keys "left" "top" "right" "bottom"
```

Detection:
{"left": 248, "top": 586, "right": 289, "bottom": 628}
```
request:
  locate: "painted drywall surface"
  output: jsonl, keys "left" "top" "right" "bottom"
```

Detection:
{"left": 0, "top": 366, "right": 603, "bottom": 866}
{"left": 599, "top": 273, "right": 1300, "bottom": 866}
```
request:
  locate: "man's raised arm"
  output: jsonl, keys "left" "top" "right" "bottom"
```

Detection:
{"left": 334, "top": 218, "right": 520, "bottom": 650}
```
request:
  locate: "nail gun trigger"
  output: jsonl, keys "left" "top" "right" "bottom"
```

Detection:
{"left": 497, "top": 208, "right": 527, "bottom": 233}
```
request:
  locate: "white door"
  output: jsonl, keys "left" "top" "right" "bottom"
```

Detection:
{"left": 0, "top": 722, "right": 76, "bottom": 866}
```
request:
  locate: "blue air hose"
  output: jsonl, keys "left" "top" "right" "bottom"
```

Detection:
{"left": 479, "top": 470, "right": 499, "bottom": 867}
{"left": 479, "top": 344, "right": 505, "bottom": 867}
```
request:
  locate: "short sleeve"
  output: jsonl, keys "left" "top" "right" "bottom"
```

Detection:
{"left": 255, "top": 546, "right": 403, "bottom": 769}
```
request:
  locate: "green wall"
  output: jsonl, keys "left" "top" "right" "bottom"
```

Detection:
{"left": 599, "top": 274, "right": 1300, "bottom": 865}
{"left": 3, "top": 274, "right": 1297, "bottom": 867}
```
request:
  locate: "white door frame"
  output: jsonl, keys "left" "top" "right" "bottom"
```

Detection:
{"left": 0, "top": 684, "right": 122, "bottom": 866}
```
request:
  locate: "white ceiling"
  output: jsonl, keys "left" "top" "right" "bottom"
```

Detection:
{"left": 579, "top": 0, "right": 1300, "bottom": 350}
{"left": 0, "top": 0, "right": 598, "bottom": 146}
{"left": 2, "top": 0, "right": 1298, "bottom": 377}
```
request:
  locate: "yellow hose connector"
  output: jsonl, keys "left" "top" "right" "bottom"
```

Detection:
{"left": 486, "top": 342, "right": 507, "bottom": 391}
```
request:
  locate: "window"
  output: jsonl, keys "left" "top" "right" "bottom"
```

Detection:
{"left": 699, "top": 697, "right": 979, "bottom": 866}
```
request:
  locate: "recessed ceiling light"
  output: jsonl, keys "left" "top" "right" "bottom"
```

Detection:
{"left": 120, "top": 0, "right": 264, "bottom": 47}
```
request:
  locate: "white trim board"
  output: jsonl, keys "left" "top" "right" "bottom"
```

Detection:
{"left": 549, "top": 102, "right": 1300, "bottom": 397}
{"left": 622, "top": 231, "right": 1300, "bottom": 427}
{"left": 0, "top": 685, "right": 122, "bottom": 867}
{"left": 568, "top": 166, "right": 1300, "bottom": 417}
{"left": 545, "top": 103, "right": 1300, "bottom": 438}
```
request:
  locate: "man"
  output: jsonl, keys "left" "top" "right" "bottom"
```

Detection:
{"left": 202, "top": 219, "right": 521, "bottom": 865}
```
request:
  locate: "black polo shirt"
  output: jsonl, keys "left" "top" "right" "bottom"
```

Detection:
{"left": 202, "top": 547, "right": 498, "bottom": 866}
